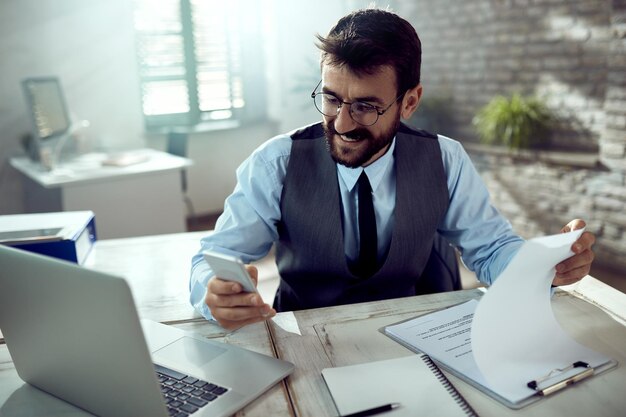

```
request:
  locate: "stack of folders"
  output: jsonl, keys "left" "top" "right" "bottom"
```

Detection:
{"left": 322, "top": 354, "right": 478, "bottom": 417}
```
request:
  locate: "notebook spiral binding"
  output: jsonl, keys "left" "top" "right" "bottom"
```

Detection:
{"left": 421, "top": 355, "right": 480, "bottom": 417}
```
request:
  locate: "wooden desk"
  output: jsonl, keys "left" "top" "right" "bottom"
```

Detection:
{"left": 1, "top": 230, "right": 625, "bottom": 417}
{"left": 82, "top": 231, "right": 279, "bottom": 323}
{"left": 270, "top": 285, "right": 626, "bottom": 417}
{"left": 10, "top": 149, "right": 192, "bottom": 239}
{"left": 82, "top": 231, "right": 208, "bottom": 323}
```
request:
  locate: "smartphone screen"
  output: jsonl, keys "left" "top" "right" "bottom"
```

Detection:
{"left": 203, "top": 251, "right": 258, "bottom": 293}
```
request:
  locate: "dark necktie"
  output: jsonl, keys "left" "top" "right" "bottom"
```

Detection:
{"left": 357, "top": 171, "right": 377, "bottom": 277}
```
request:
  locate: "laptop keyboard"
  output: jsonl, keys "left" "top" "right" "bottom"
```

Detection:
{"left": 156, "top": 364, "right": 229, "bottom": 416}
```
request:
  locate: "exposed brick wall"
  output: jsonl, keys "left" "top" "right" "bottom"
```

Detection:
{"left": 601, "top": 0, "right": 626, "bottom": 170}
{"left": 398, "top": 0, "right": 612, "bottom": 150}
{"left": 470, "top": 150, "right": 626, "bottom": 270}
{"left": 394, "top": 1, "right": 626, "bottom": 272}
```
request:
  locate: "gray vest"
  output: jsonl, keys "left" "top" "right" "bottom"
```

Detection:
{"left": 274, "top": 122, "right": 449, "bottom": 311}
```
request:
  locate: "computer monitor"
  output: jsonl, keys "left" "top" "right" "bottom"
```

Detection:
{"left": 21, "top": 77, "right": 72, "bottom": 163}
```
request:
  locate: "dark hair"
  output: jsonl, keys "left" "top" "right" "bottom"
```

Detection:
{"left": 315, "top": 8, "right": 422, "bottom": 95}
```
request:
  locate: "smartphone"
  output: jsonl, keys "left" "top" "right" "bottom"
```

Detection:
{"left": 203, "top": 251, "right": 258, "bottom": 293}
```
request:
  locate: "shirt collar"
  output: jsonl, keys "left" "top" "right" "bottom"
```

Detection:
{"left": 337, "top": 138, "right": 396, "bottom": 193}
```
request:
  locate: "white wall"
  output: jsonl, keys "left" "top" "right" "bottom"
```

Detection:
{"left": 0, "top": 0, "right": 374, "bottom": 217}
{"left": 0, "top": 0, "right": 144, "bottom": 213}
{"left": 0, "top": 1, "right": 144, "bottom": 150}
{"left": 149, "top": 122, "right": 279, "bottom": 214}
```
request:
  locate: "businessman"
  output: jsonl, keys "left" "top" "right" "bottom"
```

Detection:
{"left": 190, "top": 8, "right": 595, "bottom": 330}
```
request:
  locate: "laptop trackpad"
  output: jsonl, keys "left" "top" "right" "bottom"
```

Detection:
{"left": 154, "top": 337, "right": 226, "bottom": 367}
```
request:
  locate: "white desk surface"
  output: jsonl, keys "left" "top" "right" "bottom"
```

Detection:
{"left": 82, "top": 230, "right": 279, "bottom": 323}
{"left": 82, "top": 230, "right": 207, "bottom": 323}
{"left": 0, "top": 231, "right": 624, "bottom": 417}
{"left": 10, "top": 148, "right": 191, "bottom": 188}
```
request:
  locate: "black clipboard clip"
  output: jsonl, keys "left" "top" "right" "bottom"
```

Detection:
{"left": 527, "top": 361, "right": 594, "bottom": 396}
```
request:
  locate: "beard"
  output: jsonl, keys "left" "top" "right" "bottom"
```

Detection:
{"left": 323, "top": 110, "right": 401, "bottom": 168}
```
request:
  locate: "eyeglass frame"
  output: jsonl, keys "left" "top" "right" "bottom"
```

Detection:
{"left": 310, "top": 79, "right": 406, "bottom": 127}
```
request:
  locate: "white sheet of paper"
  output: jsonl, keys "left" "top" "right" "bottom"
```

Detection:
{"left": 272, "top": 311, "right": 301, "bottom": 335}
{"left": 472, "top": 228, "right": 610, "bottom": 403}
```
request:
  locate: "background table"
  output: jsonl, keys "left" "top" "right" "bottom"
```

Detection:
{"left": 10, "top": 149, "right": 191, "bottom": 239}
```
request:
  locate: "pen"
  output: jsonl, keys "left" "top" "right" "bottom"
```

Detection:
{"left": 341, "top": 402, "right": 401, "bottom": 417}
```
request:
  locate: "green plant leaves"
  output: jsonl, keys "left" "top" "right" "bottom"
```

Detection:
{"left": 473, "top": 93, "right": 554, "bottom": 150}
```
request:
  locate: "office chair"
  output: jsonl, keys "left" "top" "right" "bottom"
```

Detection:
{"left": 166, "top": 131, "right": 197, "bottom": 228}
{"left": 416, "top": 232, "right": 462, "bottom": 294}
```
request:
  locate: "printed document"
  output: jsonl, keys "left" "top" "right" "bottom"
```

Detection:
{"left": 385, "top": 299, "right": 486, "bottom": 386}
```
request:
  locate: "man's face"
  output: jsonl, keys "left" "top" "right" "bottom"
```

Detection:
{"left": 320, "top": 64, "right": 403, "bottom": 168}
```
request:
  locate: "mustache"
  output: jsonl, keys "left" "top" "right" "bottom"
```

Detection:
{"left": 325, "top": 121, "right": 372, "bottom": 141}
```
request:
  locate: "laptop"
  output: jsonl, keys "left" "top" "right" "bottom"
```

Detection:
{"left": 0, "top": 244, "right": 294, "bottom": 417}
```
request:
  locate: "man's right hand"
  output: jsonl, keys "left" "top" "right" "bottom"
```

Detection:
{"left": 205, "top": 265, "right": 276, "bottom": 330}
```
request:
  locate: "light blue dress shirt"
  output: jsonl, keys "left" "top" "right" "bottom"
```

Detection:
{"left": 190, "top": 130, "right": 524, "bottom": 319}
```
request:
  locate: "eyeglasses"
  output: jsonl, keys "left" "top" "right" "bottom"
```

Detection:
{"left": 311, "top": 80, "right": 405, "bottom": 126}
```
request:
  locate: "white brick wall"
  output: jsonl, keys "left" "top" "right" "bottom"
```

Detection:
{"left": 395, "top": 0, "right": 626, "bottom": 272}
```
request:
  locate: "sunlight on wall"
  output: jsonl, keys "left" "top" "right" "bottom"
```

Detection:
{"left": 537, "top": 73, "right": 605, "bottom": 136}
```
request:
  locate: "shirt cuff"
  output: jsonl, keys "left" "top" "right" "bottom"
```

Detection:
{"left": 190, "top": 263, "right": 217, "bottom": 322}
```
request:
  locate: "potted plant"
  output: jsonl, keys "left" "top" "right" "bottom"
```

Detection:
{"left": 472, "top": 93, "right": 555, "bottom": 150}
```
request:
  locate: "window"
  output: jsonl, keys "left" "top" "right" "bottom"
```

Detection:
{"left": 133, "top": 0, "right": 265, "bottom": 130}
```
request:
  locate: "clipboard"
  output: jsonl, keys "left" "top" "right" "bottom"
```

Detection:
{"left": 381, "top": 299, "right": 619, "bottom": 409}
{"left": 421, "top": 347, "right": 616, "bottom": 409}
{"left": 527, "top": 360, "right": 601, "bottom": 396}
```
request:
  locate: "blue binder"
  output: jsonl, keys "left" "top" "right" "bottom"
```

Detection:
{"left": 0, "top": 211, "right": 97, "bottom": 264}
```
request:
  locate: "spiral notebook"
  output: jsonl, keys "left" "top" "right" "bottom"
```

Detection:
{"left": 322, "top": 354, "right": 478, "bottom": 417}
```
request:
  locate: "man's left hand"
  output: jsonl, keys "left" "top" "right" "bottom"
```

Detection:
{"left": 553, "top": 219, "right": 595, "bottom": 286}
